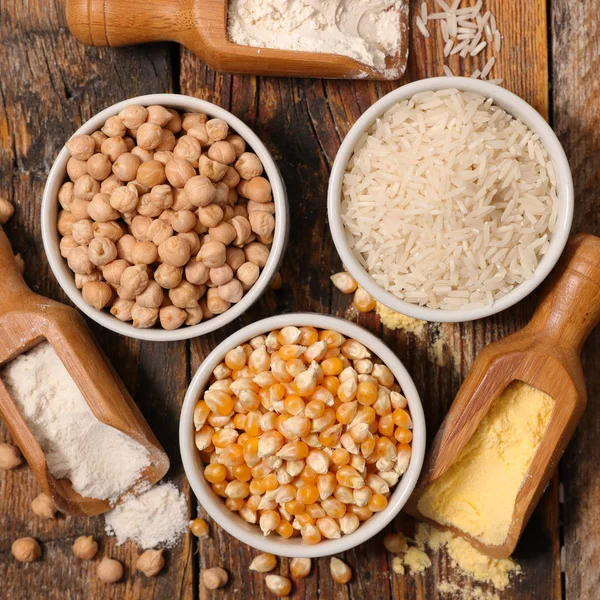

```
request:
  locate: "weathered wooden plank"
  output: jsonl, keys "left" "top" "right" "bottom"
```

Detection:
{"left": 552, "top": 2, "right": 600, "bottom": 599}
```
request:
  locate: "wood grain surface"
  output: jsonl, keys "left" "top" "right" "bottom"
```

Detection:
{"left": 0, "top": 0, "right": 597, "bottom": 598}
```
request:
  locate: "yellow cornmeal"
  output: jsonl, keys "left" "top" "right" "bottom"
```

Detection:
{"left": 376, "top": 302, "right": 425, "bottom": 333}
{"left": 418, "top": 381, "right": 554, "bottom": 546}
{"left": 402, "top": 546, "right": 431, "bottom": 573}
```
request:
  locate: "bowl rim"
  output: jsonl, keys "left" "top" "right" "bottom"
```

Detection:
{"left": 179, "top": 313, "right": 426, "bottom": 558}
{"left": 41, "top": 93, "right": 289, "bottom": 341}
{"left": 327, "top": 77, "right": 574, "bottom": 323}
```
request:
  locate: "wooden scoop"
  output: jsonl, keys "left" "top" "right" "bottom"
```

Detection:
{"left": 0, "top": 228, "right": 169, "bottom": 516}
{"left": 407, "top": 233, "right": 600, "bottom": 559}
{"left": 65, "top": 0, "right": 409, "bottom": 80}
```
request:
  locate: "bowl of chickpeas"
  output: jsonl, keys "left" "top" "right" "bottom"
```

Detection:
{"left": 41, "top": 94, "right": 288, "bottom": 341}
{"left": 180, "top": 314, "right": 426, "bottom": 558}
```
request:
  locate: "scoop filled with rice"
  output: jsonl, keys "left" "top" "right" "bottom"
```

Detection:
{"left": 340, "top": 88, "right": 558, "bottom": 310}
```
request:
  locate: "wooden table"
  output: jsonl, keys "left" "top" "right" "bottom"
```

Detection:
{"left": 1, "top": 1, "right": 598, "bottom": 598}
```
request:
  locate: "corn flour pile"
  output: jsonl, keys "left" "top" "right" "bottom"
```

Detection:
{"left": 227, "top": 0, "right": 404, "bottom": 70}
{"left": 0, "top": 342, "right": 150, "bottom": 502}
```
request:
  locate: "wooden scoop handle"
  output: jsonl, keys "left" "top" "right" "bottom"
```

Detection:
{"left": 66, "top": 0, "right": 197, "bottom": 48}
{"left": 526, "top": 233, "right": 600, "bottom": 352}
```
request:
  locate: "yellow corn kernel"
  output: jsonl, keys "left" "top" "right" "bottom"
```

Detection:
{"left": 190, "top": 517, "right": 209, "bottom": 538}
{"left": 245, "top": 410, "right": 262, "bottom": 437}
{"left": 305, "top": 503, "right": 326, "bottom": 519}
{"left": 277, "top": 440, "right": 309, "bottom": 461}
{"left": 321, "top": 497, "right": 347, "bottom": 518}
{"left": 283, "top": 394, "right": 305, "bottom": 416}
{"left": 275, "top": 484, "right": 297, "bottom": 504}
{"left": 322, "top": 375, "right": 340, "bottom": 395}
{"left": 246, "top": 494, "right": 262, "bottom": 511}
{"left": 306, "top": 449, "right": 330, "bottom": 474}
{"left": 341, "top": 339, "right": 370, "bottom": 360}
{"left": 271, "top": 358, "right": 294, "bottom": 382}
{"left": 232, "top": 413, "right": 247, "bottom": 430}
{"left": 258, "top": 430, "right": 284, "bottom": 458}
{"left": 304, "top": 340, "right": 328, "bottom": 363}
{"left": 318, "top": 423, "right": 343, "bottom": 448}
{"left": 299, "top": 465, "right": 319, "bottom": 485}
{"left": 286, "top": 459, "right": 305, "bottom": 477}
{"left": 330, "top": 557, "right": 353, "bottom": 584}
{"left": 368, "top": 493, "right": 388, "bottom": 512}
{"left": 279, "top": 344, "right": 307, "bottom": 361}
{"left": 353, "top": 486, "right": 372, "bottom": 508}
{"left": 332, "top": 448, "right": 350, "bottom": 467}
{"left": 395, "top": 443, "right": 412, "bottom": 475}
{"left": 336, "top": 465, "right": 364, "bottom": 489}
{"left": 305, "top": 399, "right": 325, "bottom": 419}
{"left": 297, "top": 484, "right": 319, "bottom": 505}
{"left": 390, "top": 391, "right": 408, "bottom": 410}
{"left": 212, "top": 481, "right": 228, "bottom": 498}
{"left": 317, "top": 472, "right": 336, "bottom": 501}
{"left": 321, "top": 357, "right": 344, "bottom": 376}
{"left": 225, "top": 479, "right": 250, "bottom": 499}
{"left": 392, "top": 408, "right": 413, "bottom": 429}
{"left": 249, "top": 553, "right": 277, "bottom": 573}
{"left": 311, "top": 407, "right": 337, "bottom": 433}
{"left": 290, "top": 556, "right": 312, "bottom": 578}
{"left": 330, "top": 271, "right": 358, "bottom": 294}
{"left": 349, "top": 422, "right": 371, "bottom": 444}
{"left": 212, "top": 428, "right": 239, "bottom": 448}
{"left": 259, "top": 509, "right": 281, "bottom": 536}
{"left": 378, "top": 413, "right": 395, "bottom": 437}
{"left": 194, "top": 401, "right": 210, "bottom": 430}
{"left": 340, "top": 432, "right": 359, "bottom": 455}
{"left": 335, "top": 401, "right": 357, "bottom": 426}
{"left": 276, "top": 520, "right": 294, "bottom": 538}
{"left": 232, "top": 464, "right": 252, "bottom": 482}
{"left": 372, "top": 363, "right": 395, "bottom": 388}
{"left": 243, "top": 437, "right": 260, "bottom": 467}
{"left": 285, "top": 499, "right": 306, "bottom": 515}
{"left": 337, "top": 378, "right": 357, "bottom": 403}
{"left": 195, "top": 425, "right": 214, "bottom": 451}
{"left": 298, "top": 326, "right": 319, "bottom": 346}
{"left": 353, "top": 287, "right": 376, "bottom": 313}
{"left": 208, "top": 413, "right": 232, "bottom": 428}
{"left": 204, "top": 390, "right": 234, "bottom": 416}
{"left": 294, "top": 513, "right": 315, "bottom": 529}
{"left": 351, "top": 405, "right": 376, "bottom": 427}
{"left": 356, "top": 381, "right": 378, "bottom": 406}
{"left": 301, "top": 523, "right": 321, "bottom": 545}
{"left": 339, "top": 513, "right": 360, "bottom": 535}
{"left": 349, "top": 504, "right": 373, "bottom": 521}
{"left": 217, "top": 444, "right": 245, "bottom": 467}
{"left": 278, "top": 326, "right": 302, "bottom": 345}
{"left": 259, "top": 412, "right": 278, "bottom": 433}
{"left": 204, "top": 463, "right": 227, "bottom": 484}
{"left": 319, "top": 329, "right": 345, "bottom": 348}
{"left": 366, "top": 473, "right": 390, "bottom": 495}
{"left": 282, "top": 415, "right": 311, "bottom": 438}
{"left": 302, "top": 433, "right": 323, "bottom": 448}
{"left": 248, "top": 346, "right": 270, "bottom": 373}
{"left": 262, "top": 473, "right": 279, "bottom": 492}
{"left": 316, "top": 516, "right": 341, "bottom": 540}
{"left": 225, "top": 496, "right": 244, "bottom": 511}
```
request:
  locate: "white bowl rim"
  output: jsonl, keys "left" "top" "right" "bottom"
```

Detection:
{"left": 327, "top": 77, "right": 574, "bottom": 323}
{"left": 41, "top": 93, "right": 289, "bottom": 341}
{"left": 179, "top": 313, "right": 426, "bottom": 558}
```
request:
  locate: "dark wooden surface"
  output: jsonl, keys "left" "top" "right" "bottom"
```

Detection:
{"left": 0, "top": 0, "right": 598, "bottom": 598}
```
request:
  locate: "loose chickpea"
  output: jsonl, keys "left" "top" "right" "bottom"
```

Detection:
{"left": 177, "top": 231, "right": 201, "bottom": 255}
{"left": 165, "top": 109, "right": 183, "bottom": 133}
{"left": 171, "top": 210, "right": 197, "bottom": 233}
{"left": 170, "top": 188, "right": 191, "bottom": 211}
{"left": 173, "top": 135, "right": 202, "bottom": 167}
{"left": 197, "top": 204, "right": 223, "bottom": 228}
{"left": 209, "top": 222, "right": 236, "bottom": 245}
{"left": 226, "top": 247, "right": 246, "bottom": 271}
{"left": 72, "top": 536, "right": 98, "bottom": 560}
{"left": 169, "top": 280, "right": 202, "bottom": 308}
{"left": 91, "top": 131, "right": 108, "bottom": 152}
{"left": 131, "top": 304, "right": 159, "bottom": 328}
{"left": 85, "top": 153, "right": 111, "bottom": 181}
{"left": 142, "top": 104, "right": 171, "bottom": 127}
{"left": 206, "top": 118, "right": 229, "bottom": 141}
{"left": 102, "top": 115, "right": 126, "bottom": 137}
{"left": 199, "top": 155, "right": 228, "bottom": 182}
{"left": 69, "top": 198, "right": 91, "bottom": 220}
{"left": 182, "top": 112, "right": 208, "bottom": 131}
{"left": 151, "top": 262, "right": 182, "bottom": 289}
{"left": 136, "top": 548, "right": 165, "bottom": 578}
{"left": 164, "top": 158, "right": 196, "bottom": 188}
{"left": 156, "top": 128, "right": 177, "bottom": 152}
{"left": 188, "top": 123, "right": 209, "bottom": 146}
{"left": 58, "top": 181, "right": 75, "bottom": 210}
{"left": 247, "top": 200, "right": 275, "bottom": 214}
{"left": 244, "top": 242, "right": 270, "bottom": 267}
{"left": 119, "top": 264, "right": 149, "bottom": 298}
{"left": 12, "top": 538, "right": 41, "bottom": 563}
{"left": 235, "top": 152, "right": 263, "bottom": 180}
{"left": 72, "top": 219, "right": 94, "bottom": 245}
{"left": 75, "top": 271, "right": 102, "bottom": 289}
{"left": 66, "top": 134, "right": 96, "bottom": 161}
{"left": 147, "top": 218, "right": 173, "bottom": 246}
{"left": 102, "top": 259, "right": 129, "bottom": 285}
{"left": 67, "top": 246, "right": 94, "bottom": 275}
{"left": 136, "top": 280, "right": 164, "bottom": 308}
{"left": 135, "top": 122, "right": 162, "bottom": 150}
{"left": 201, "top": 567, "right": 229, "bottom": 590}
{"left": 57, "top": 210, "right": 77, "bottom": 236}
{"left": 183, "top": 175, "right": 215, "bottom": 207}
{"left": 209, "top": 264, "right": 233, "bottom": 286}
{"left": 97, "top": 556, "right": 124, "bottom": 583}
{"left": 132, "top": 240, "right": 159, "bottom": 265}
{"left": 110, "top": 298, "right": 134, "bottom": 321}
{"left": 60, "top": 235, "right": 79, "bottom": 258}
{"left": 0, "top": 442, "right": 22, "bottom": 470}
{"left": 237, "top": 262, "right": 260, "bottom": 289}
{"left": 221, "top": 166, "right": 241, "bottom": 190}
{"left": 112, "top": 152, "right": 141, "bottom": 182}
{"left": 88, "top": 236, "right": 118, "bottom": 267}
{"left": 184, "top": 306, "right": 202, "bottom": 325}
{"left": 82, "top": 281, "right": 113, "bottom": 310}
{"left": 206, "top": 287, "right": 230, "bottom": 314}
{"left": 208, "top": 141, "right": 236, "bottom": 165}
{"left": 101, "top": 136, "right": 128, "bottom": 162}
{"left": 101, "top": 174, "right": 123, "bottom": 195}
{"left": 86, "top": 193, "right": 118, "bottom": 222}
{"left": 137, "top": 160, "right": 167, "bottom": 187}
{"left": 110, "top": 184, "right": 139, "bottom": 212}
{"left": 118, "top": 104, "right": 148, "bottom": 129}
{"left": 131, "top": 146, "right": 154, "bottom": 163}
{"left": 154, "top": 150, "right": 174, "bottom": 165}
{"left": 243, "top": 177, "right": 272, "bottom": 204}
{"left": 218, "top": 278, "right": 243, "bottom": 303}
{"left": 73, "top": 174, "right": 100, "bottom": 202}
{"left": 158, "top": 235, "right": 191, "bottom": 267}
{"left": 158, "top": 305, "right": 187, "bottom": 329}
{"left": 67, "top": 157, "right": 88, "bottom": 181}
{"left": 226, "top": 134, "right": 246, "bottom": 157}
{"left": 198, "top": 240, "right": 227, "bottom": 268}
{"left": 183, "top": 258, "right": 209, "bottom": 285}
{"left": 129, "top": 215, "right": 152, "bottom": 241}
{"left": 93, "top": 221, "right": 124, "bottom": 242}
{"left": 249, "top": 212, "right": 275, "bottom": 238}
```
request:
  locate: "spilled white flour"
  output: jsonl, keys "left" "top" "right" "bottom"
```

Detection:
{"left": 0, "top": 342, "right": 150, "bottom": 502}
{"left": 105, "top": 483, "right": 188, "bottom": 549}
{"left": 227, "top": 0, "right": 403, "bottom": 70}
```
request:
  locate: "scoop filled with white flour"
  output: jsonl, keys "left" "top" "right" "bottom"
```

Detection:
{"left": 227, "top": 0, "right": 403, "bottom": 70}
{"left": 0, "top": 342, "right": 150, "bottom": 502}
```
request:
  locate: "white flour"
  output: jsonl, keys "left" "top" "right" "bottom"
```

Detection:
{"left": 227, "top": 0, "right": 403, "bottom": 70}
{"left": 0, "top": 342, "right": 150, "bottom": 502}
{"left": 104, "top": 483, "right": 188, "bottom": 549}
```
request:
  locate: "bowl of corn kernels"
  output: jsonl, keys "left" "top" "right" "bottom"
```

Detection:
{"left": 180, "top": 313, "right": 426, "bottom": 558}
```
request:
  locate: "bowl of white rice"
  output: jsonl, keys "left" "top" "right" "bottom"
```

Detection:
{"left": 327, "top": 78, "right": 573, "bottom": 322}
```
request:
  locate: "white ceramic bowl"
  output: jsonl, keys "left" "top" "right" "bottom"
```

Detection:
{"left": 180, "top": 313, "right": 426, "bottom": 558}
{"left": 41, "top": 94, "right": 289, "bottom": 341}
{"left": 328, "top": 77, "right": 574, "bottom": 323}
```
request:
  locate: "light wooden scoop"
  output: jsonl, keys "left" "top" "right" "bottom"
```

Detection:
{"left": 407, "top": 233, "right": 600, "bottom": 559}
{"left": 65, "top": 0, "right": 409, "bottom": 80}
{"left": 0, "top": 228, "right": 169, "bottom": 516}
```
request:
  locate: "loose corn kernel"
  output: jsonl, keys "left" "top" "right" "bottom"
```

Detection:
{"left": 243, "top": 437, "right": 260, "bottom": 467}
{"left": 245, "top": 411, "right": 262, "bottom": 437}
{"left": 305, "top": 399, "right": 325, "bottom": 419}
{"left": 204, "top": 463, "right": 227, "bottom": 484}
{"left": 294, "top": 513, "right": 315, "bottom": 529}
{"left": 356, "top": 381, "right": 378, "bottom": 406}
{"left": 285, "top": 499, "right": 306, "bottom": 515}
{"left": 317, "top": 472, "right": 336, "bottom": 500}
{"left": 312, "top": 410, "right": 337, "bottom": 433}
{"left": 322, "top": 375, "right": 340, "bottom": 395}
{"left": 318, "top": 423, "right": 342, "bottom": 447}
{"left": 225, "top": 497, "right": 245, "bottom": 511}
{"left": 277, "top": 440, "right": 309, "bottom": 460}
{"left": 233, "top": 464, "right": 252, "bottom": 482}
{"left": 278, "top": 326, "right": 302, "bottom": 345}
{"left": 353, "top": 287, "right": 376, "bottom": 312}
{"left": 321, "top": 357, "right": 344, "bottom": 376}
{"left": 378, "top": 414, "right": 395, "bottom": 437}
{"left": 277, "top": 520, "right": 294, "bottom": 538}
{"left": 258, "top": 430, "right": 284, "bottom": 458}
{"left": 265, "top": 574, "right": 292, "bottom": 597}
{"left": 306, "top": 450, "right": 330, "bottom": 474}
{"left": 208, "top": 413, "right": 232, "bottom": 428}
{"left": 390, "top": 391, "right": 408, "bottom": 410}
{"left": 319, "top": 330, "right": 345, "bottom": 348}
{"left": 305, "top": 503, "right": 326, "bottom": 519}
{"left": 225, "top": 480, "right": 250, "bottom": 499}
{"left": 297, "top": 484, "right": 319, "bottom": 505}
{"left": 194, "top": 401, "right": 210, "bottom": 430}
{"left": 298, "top": 326, "right": 319, "bottom": 346}
{"left": 195, "top": 425, "right": 215, "bottom": 451}
{"left": 372, "top": 364, "right": 394, "bottom": 388}
{"left": 349, "top": 422, "right": 370, "bottom": 444}
{"left": 212, "top": 428, "right": 239, "bottom": 448}
{"left": 349, "top": 504, "right": 373, "bottom": 521}
{"left": 299, "top": 465, "right": 319, "bottom": 485}
{"left": 290, "top": 557, "right": 312, "bottom": 578}
{"left": 337, "top": 378, "right": 357, "bottom": 403}
{"left": 336, "top": 465, "right": 364, "bottom": 489}
{"left": 317, "top": 516, "right": 341, "bottom": 539}
{"left": 395, "top": 443, "right": 412, "bottom": 475}
{"left": 204, "top": 390, "right": 234, "bottom": 416}
{"left": 366, "top": 473, "right": 390, "bottom": 495}
{"left": 262, "top": 473, "right": 279, "bottom": 492}
{"left": 301, "top": 523, "right": 321, "bottom": 545}
{"left": 233, "top": 413, "right": 247, "bottom": 430}
{"left": 283, "top": 394, "right": 305, "bottom": 416}
{"left": 392, "top": 408, "right": 413, "bottom": 429}
{"left": 331, "top": 271, "right": 358, "bottom": 294}
{"left": 219, "top": 443, "right": 245, "bottom": 467}
{"left": 279, "top": 344, "right": 307, "bottom": 360}
{"left": 336, "top": 401, "right": 358, "bottom": 425}
{"left": 249, "top": 346, "right": 270, "bottom": 373}
{"left": 384, "top": 532, "right": 408, "bottom": 554}
{"left": 322, "top": 497, "right": 347, "bottom": 518}
{"left": 212, "top": 481, "right": 228, "bottom": 497}
{"left": 332, "top": 448, "right": 351, "bottom": 466}
{"left": 259, "top": 510, "right": 281, "bottom": 536}
{"left": 394, "top": 427, "right": 413, "bottom": 444}
{"left": 353, "top": 486, "right": 372, "bottom": 507}
{"left": 339, "top": 513, "right": 360, "bottom": 535}
{"left": 304, "top": 340, "right": 328, "bottom": 363}
{"left": 368, "top": 493, "right": 388, "bottom": 512}
{"left": 190, "top": 518, "right": 209, "bottom": 538}
{"left": 225, "top": 346, "right": 247, "bottom": 370}
{"left": 249, "top": 553, "right": 277, "bottom": 573}
{"left": 330, "top": 557, "right": 353, "bottom": 584}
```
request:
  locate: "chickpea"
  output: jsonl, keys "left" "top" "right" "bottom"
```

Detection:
{"left": 176, "top": 231, "right": 199, "bottom": 255}
{"left": 184, "top": 175, "right": 215, "bottom": 207}
{"left": 147, "top": 218, "right": 173, "bottom": 246}
{"left": 101, "top": 136, "right": 128, "bottom": 162}
{"left": 244, "top": 177, "right": 272, "bottom": 203}
{"left": 0, "top": 443, "right": 22, "bottom": 470}
{"left": 155, "top": 129, "right": 176, "bottom": 153}
{"left": 91, "top": 130, "right": 108, "bottom": 152}
{"left": 112, "top": 152, "right": 141, "bottom": 182}
{"left": 67, "top": 246, "right": 94, "bottom": 275}
{"left": 69, "top": 198, "right": 91, "bottom": 220}
{"left": 248, "top": 200, "right": 275, "bottom": 214}
{"left": 185, "top": 259, "right": 209, "bottom": 285}
{"left": 153, "top": 150, "right": 174, "bottom": 165}
{"left": 235, "top": 152, "right": 263, "bottom": 180}
{"left": 171, "top": 210, "right": 197, "bottom": 233}
{"left": 82, "top": 281, "right": 113, "bottom": 310}
{"left": 87, "top": 193, "right": 118, "bottom": 222}
{"left": 137, "top": 160, "right": 166, "bottom": 188}
{"left": 86, "top": 153, "right": 111, "bottom": 181}
{"left": 197, "top": 204, "right": 223, "bottom": 228}
{"left": 198, "top": 240, "right": 226, "bottom": 268}
{"left": 73, "top": 174, "right": 100, "bottom": 202}
{"left": 72, "top": 219, "right": 95, "bottom": 245}
{"left": 102, "top": 259, "right": 129, "bottom": 285}
{"left": 158, "top": 235, "right": 191, "bottom": 267}
{"left": 88, "top": 236, "right": 118, "bottom": 267}
{"left": 97, "top": 556, "right": 124, "bottom": 583}
{"left": 233, "top": 203, "right": 248, "bottom": 218}
{"left": 110, "top": 297, "right": 134, "bottom": 321}
{"left": 208, "top": 222, "right": 236, "bottom": 245}
{"left": 118, "top": 105, "right": 148, "bottom": 129}
{"left": 208, "top": 141, "right": 236, "bottom": 165}
{"left": 159, "top": 209, "right": 175, "bottom": 223}
{"left": 199, "top": 155, "right": 228, "bottom": 182}
{"left": 72, "top": 536, "right": 98, "bottom": 560}
{"left": 93, "top": 221, "right": 124, "bottom": 242}
{"left": 152, "top": 263, "right": 181, "bottom": 289}
{"left": 66, "top": 134, "right": 95, "bottom": 161}
{"left": 67, "top": 157, "right": 88, "bottom": 181}
{"left": 199, "top": 297, "right": 214, "bottom": 320}
{"left": 257, "top": 231, "right": 274, "bottom": 245}
{"left": 169, "top": 280, "right": 202, "bottom": 309}
{"left": 132, "top": 240, "right": 158, "bottom": 265}
{"left": 131, "top": 146, "right": 154, "bottom": 163}
{"left": 31, "top": 492, "right": 57, "bottom": 519}
{"left": 249, "top": 211, "right": 275, "bottom": 238}
{"left": 237, "top": 261, "right": 260, "bottom": 289}
{"left": 116, "top": 234, "right": 136, "bottom": 262}
{"left": 173, "top": 135, "right": 202, "bottom": 167}
{"left": 221, "top": 166, "right": 241, "bottom": 189}
{"left": 213, "top": 182, "right": 229, "bottom": 207}
{"left": 110, "top": 183, "right": 139, "bottom": 212}
{"left": 206, "top": 287, "right": 230, "bottom": 315}
{"left": 228, "top": 216, "right": 252, "bottom": 246}
{"left": 58, "top": 181, "right": 75, "bottom": 210}
{"left": 102, "top": 116, "right": 126, "bottom": 137}
{"left": 119, "top": 264, "right": 149, "bottom": 299}
{"left": 206, "top": 118, "right": 229, "bottom": 141}
{"left": 135, "top": 280, "right": 163, "bottom": 308}
{"left": 218, "top": 278, "right": 243, "bottom": 303}
{"left": 188, "top": 123, "right": 209, "bottom": 146}
{"left": 75, "top": 271, "right": 101, "bottom": 289}
{"left": 135, "top": 122, "right": 162, "bottom": 150}
{"left": 209, "top": 264, "right": 233, "bottom": 286}
{"left": 225, "top": 246, "right": 245, "bottom": 271}
{"left": 144, "top": 105, "right": 172, "bottom": 127}
{"left": 159, "top": 305, "right": 187, "bottom": 330}
{"left": 164, "top": 109, "right": 183, "bottom": 133}
{"left": 225, "top": 134, "right": 246, "bottom": 158}
{"left": 184, "top": 306, "right": 203, "bottom": 325}
{"left": 12, "top": 537, "right": 41, "bottom": 563}
{"left": 244, "top": 242, "right": 270, "bottom": 267}
{"left": 100, "top": 174, "right": 123, "bottom": 195}
{"left": 130, "top": 215, "right": 153, "bottom": 241}
{"left": 172, "top": 188, "right": 194, "bottom": 211}
{"left": 60, "top": 235, "right": 79, "bottom": 258}
{"left": 165, "top": 158, "right": 196, "bottom": 188}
